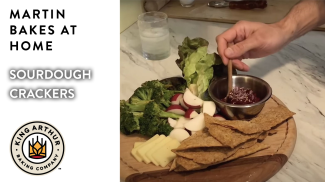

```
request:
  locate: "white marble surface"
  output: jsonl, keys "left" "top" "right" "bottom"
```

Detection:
{"left": 120, "top": 18, "right": 325, "bottom": 182}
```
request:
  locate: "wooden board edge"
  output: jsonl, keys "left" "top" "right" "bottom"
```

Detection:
{"left": 121, "top": 159, "right": 139, "bottom": 181}
{"left": 125, "top": 154, "right": 289, "bottom": 182}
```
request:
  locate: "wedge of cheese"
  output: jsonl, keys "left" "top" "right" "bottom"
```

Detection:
{"left": 152, "top": 138, "right": 180, "bottom": 167}
{"left": 137, "top": 135, "right": 165, "bottom": 164}
{"left": 134, "top": 142, "right": 144, "bottom": 148}
{"left": 146, "top": 136, "right": 172, "bottom": 166}
{"left": 131, "top": 134, "right": 158, "bottom": 162}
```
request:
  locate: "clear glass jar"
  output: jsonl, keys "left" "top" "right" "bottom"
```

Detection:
{"left": 137, "top": 12, "right": 170, "bottom": 60}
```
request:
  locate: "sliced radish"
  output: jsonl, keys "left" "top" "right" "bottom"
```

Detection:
{"left": 184, "top": 99, "right": 202, "bottom": 110}
{"left": 202, "top": 101, "right": 216, "bottom": 116}
{"left": 166, "top": 105, "right": 186, "bottom": 115}
{"left": 174, "top": 122, "right": 185, "bottom": 129}
{"left": 170, "top": 94, "right": 183, "bottom": 105}
{"left": 183, "top": 88, "right": 203, "bottom": 109}
{"left": 189, "top": 84, "right": 198, "bottom": 96}
{"left": 213, "top": 114, "right": 226, "bottom": 121}
{"left": 174, "top": 117, "right": 190, "bottom": 129}
{"left": 184, "top": 113, "right": 205, "bottom": 132}
{"left": 180, "top": 97, "right": 189, "bottom": 110}
{"left": 168, "top": 118, "right": 177, "bottom": 128}
{"left": 168, "top": 129, "right": 190, "bottom": 142}
{"left": 185, "top": 109, "right": 199, "bottom": 119}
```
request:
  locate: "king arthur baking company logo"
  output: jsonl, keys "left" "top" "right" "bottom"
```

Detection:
{"left": 10, "top": 121, "right": 65, "bottom": 175}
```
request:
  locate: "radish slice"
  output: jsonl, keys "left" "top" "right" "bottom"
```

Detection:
{"left": 189, "top": 84, "right": 198, "bottom": 96}
{"left": 184, "top": 99, "right": 202, "bottom": 110}
{"left": 168, "top": 129, "right": 190, "bottom": 142}
{"left": 183, "top": 88, "right": 203, "bottom": 109}
{"left": 184, "top": 113, "right": 205, "bottom": 132}
{"left": 174, "top": 117, "right": 190, "bottom": 129}
{"left": 170, "top": 94, "right": 183, "bottom": 105}
{"left": 180, "top": 97, "right": 189, "bottom": 110}
{"left": 202, "top": 101, "right": 216, "bottom": 116}
{"left": 184, "top": 109, "right": 199, "bottom": 119}
{"left": 213, "top": 114, "right": 226, "bottom": 121}
{"left": 166, "top": 105, "right": 186, "bottom": 115}
{"left": 168, "top": 118, "right": 177, "bottom": 128}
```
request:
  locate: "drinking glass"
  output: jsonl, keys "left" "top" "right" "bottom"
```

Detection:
{"left": 137, "top": 11, "right": 170, "bottom": 60}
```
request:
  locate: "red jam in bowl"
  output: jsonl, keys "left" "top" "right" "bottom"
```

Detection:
{"left": 222, "top": 87, "right": 260, "bottom": 105}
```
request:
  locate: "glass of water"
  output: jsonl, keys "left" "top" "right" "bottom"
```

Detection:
{"left": 138, "top": 11, "right": 170, "bottom": 60}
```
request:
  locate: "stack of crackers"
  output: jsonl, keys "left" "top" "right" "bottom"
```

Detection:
{"left": 170, "top": 105, "right": 295, "bottom": 172}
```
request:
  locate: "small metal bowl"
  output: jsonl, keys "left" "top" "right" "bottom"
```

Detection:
{"left": 208, "top": 75, "right": 272, "bottom": 120}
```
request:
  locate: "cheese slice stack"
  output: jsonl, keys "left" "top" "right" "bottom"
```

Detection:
{"left": 131, "top": 134, "right": 159, "bottom": 162}
{"left": 131, "top": 134, "right": 180, "bottom": 167}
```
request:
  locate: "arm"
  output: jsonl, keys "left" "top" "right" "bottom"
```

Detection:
{"left": 216, "top": 0, "right": 325, "bottom": 71}
{"left": 278, "top": 0, "right": 325, "bottom": 41}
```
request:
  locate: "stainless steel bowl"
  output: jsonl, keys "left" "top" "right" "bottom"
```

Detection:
{"left": 208, "top": 75, "right": 272, "bottom": 120}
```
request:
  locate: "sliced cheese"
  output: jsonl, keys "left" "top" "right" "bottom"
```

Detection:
{"left": 134, "top": 142, "right": 144, "bottom": 148}
{"left": 152, "top": 138, "right": 180, "bottom": 167}
{"left": 131, "top": 134, "right": 158, "bottom": 162}
{"left": 137, "top": 135, "right": 165, "bottom": 164}
{"left": 146, "top": 136, "right": 172, "bottom": 166}
{"left": 131, "top": 143, "right": 145, "bottom": 162}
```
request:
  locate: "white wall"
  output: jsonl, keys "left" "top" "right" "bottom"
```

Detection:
{"left": 120, "top": 0, "right": 144, "bottom": 33}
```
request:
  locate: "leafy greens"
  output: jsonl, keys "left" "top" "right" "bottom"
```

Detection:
{"left": 175, "top": 37, "right": 223, "bottom": 99}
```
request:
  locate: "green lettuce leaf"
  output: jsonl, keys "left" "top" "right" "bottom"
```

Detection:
{"left": 195, "top": 53, "right": 216, "bottom": 98}
{"left": 175, "top": 37, "right": 223, "bottom": 100}
{"left": 176, "top": 37, "right": 209, "bottom": 71}
{"left": 183, "top": 46, "right": 207, "bottom": 85}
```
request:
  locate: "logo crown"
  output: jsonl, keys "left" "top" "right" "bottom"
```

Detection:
{"left": 29, "top": 136, "right": 46, "bottom": 159}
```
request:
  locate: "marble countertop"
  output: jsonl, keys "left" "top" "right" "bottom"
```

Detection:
{"left": 120, "top": 18, "right": 325, "bottom": 182}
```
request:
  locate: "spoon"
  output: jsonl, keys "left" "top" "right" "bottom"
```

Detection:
{"left": 227, "top": 42, "right": 234, "bottom": 96}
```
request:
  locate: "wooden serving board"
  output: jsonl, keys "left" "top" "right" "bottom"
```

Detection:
{"left": 120, "top": 95, "right": 297, "bottom": 182}
{"left": 159, "top": 0, "right": 325, "bottom": 31}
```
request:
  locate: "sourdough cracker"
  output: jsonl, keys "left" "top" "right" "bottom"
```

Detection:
{"left": 172, "top": 143, "right": 270, "bottom": 172}
{"left": 170, "top": 104, "right": 288, "bottom": 172}
{"left": 175, "top": 138, "right": 258, "bottom": 165}
{"left": 205, "top": 105, "right": 295, "bottom": 134}
{"left": 170, "top": 158, "right": 177, "bottom": 171}
{"left": 174, "top": 128, "right": 223, "bottom": 151}
{"left": 241, "top": 139, "right": 258, "bottom": 149}
{"left": 207, "top": 123, "right": 261, "bottom": 148}
{"left": 176, "top": 156, "right": 209, "bottom": 171}
{"left": 174, "top": 146, "right": 239, "bottom": 165}
{"left": 224, "top": 143, "right": 270, "bottom": 162}
{"left": 174, "top": 165, "right": 188, "bottom": 172}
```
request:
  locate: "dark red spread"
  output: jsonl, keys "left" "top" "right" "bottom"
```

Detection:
{"left": 229, "top": 1, "right": 267, "bottom": 10}
{"left": 222, "top": 87, "right": 260, "bottom": 105}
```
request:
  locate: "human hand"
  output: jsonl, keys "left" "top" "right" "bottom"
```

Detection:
{"left": 216, "top": 21, "right": 293, "bottom": 71}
